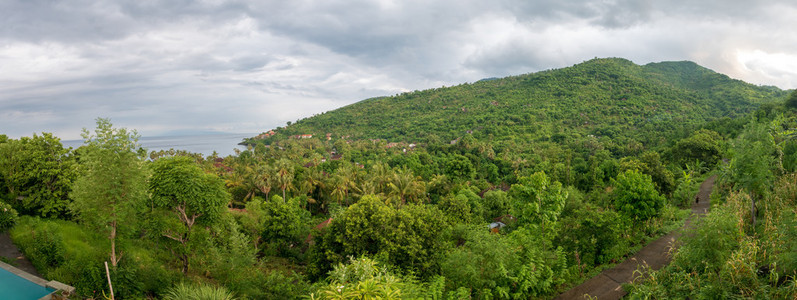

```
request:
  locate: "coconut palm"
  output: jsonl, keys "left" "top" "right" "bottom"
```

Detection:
{"left": 254, "top": 162, "right": 274, "bottom": 200}
{"left": 386, "top": 168, "right": 426, "bottom": 206}
{"left": 275, "top": 159, "right": 295, "bottom": 201}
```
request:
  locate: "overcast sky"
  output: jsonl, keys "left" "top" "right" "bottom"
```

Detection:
{"left": 2, "top": 0, "right": 797, "bottom": 140}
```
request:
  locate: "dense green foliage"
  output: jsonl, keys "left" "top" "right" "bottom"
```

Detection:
{"left": 163, "top": 282, "right": 237, "bottom": 300}
{"left": 310, "top": 195, "right": 447, "bottom": 279}
{"left": 70, "top": 118, "right": 148, "bottom": 267}
{"left": 3, "top": 59, "right": 794, "bottom": 299}
{"left": 309, "top": 256, "right": 438, "bottom": 300}
{"left": 250, "top": 58, "right": 785, "bottom": 149}
{"left": 0, "top": 133, "right": 77, "bottom": 218}
{"left": 612, "top": 170, "right": 665, "bottom": 221}
{"left": 0, "top": 201, "right": 18, "bottom": 231}
{"left": 149, "top": 156, "right": 230, "bottom": 273}
{"left": 629, "top": 103, "right": 797, "bottom": 299}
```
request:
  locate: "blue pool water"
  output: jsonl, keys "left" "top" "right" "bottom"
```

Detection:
{"left": 0, "top": 267, "right": 54, "bottom": 299}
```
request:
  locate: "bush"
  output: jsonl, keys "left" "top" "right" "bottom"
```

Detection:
{"left": 224, "top": 268, "right": 308, "bottom": 300}
{"left": 671, "top": 205, "right": 742, "bottom": 273}
{"left": 437, "top": 193, "right": 474, "bottom": 224}
{"left": 163, "top": 282, "right": 236, "bottom": 300}
{"left": 0, "top": 201, "right": 18, "bottom": 231}
{"left": 261, "top": 196, "right": 310, "bottom": 257}
{"left": 441, "top": 225, "right": 565, "bottom": 298}
{"left": 612, "top": 170, "right": 665, "bottom": 221}
{"left": 26, "top": 221, "right": 66, "bottom": 270}
{"left": 671, "top": 178, "right": 698, "bottom": 208}
{"left": 310, "top": 256, "right": 441, "bottom": 300}
{"left": 310, "top": 196, "right": 447, "bottom": 279}
{"left": 556, "top": 203, "right": 626, "bottom": 267}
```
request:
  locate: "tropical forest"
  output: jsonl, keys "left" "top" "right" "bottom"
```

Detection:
{"left": 1, "top": 58, "right": 796, "bottom": 299}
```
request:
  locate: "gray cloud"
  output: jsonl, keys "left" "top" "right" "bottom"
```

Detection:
{"left": 1, "top": 0, "right": 796, "bottom": 140}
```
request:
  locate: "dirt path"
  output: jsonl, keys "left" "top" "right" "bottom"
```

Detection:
{"left": 0, "top": 231, "right": 41, "bottom": 276}
{"left": 555, "top": 175, "right": 715, "bottom": 300}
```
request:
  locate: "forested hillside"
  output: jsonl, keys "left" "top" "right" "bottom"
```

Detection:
{"left": 251, "top": 58, "right": 786, "bottom": 148}
{"left": 1, "top": 58, "right": 795, "bottom": 299}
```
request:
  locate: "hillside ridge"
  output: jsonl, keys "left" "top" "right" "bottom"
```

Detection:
{"left": 249, "top": 58, "right": 786, "bottom": 147}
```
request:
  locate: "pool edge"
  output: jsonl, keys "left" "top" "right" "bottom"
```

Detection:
{"left": 0, "top": 260, "right": 75, "bottom": 299}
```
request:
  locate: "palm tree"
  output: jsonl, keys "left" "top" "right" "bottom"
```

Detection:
{"left": 326, "top": 163, "right": 367, "bottom": 206}
{"left": 386, "top": 168, "right": 426, "bottom": 206}
{"left": 225, "top": 163, "right": 259, "bottom": 207}
{"left": 254, "top": 162, "right": 274, "bottom": 200}
{"left": 369, "top": 162, "right": 392, "bottom": 195}
{"left": 351, "top": 178, "right": 379, "bottom": 200}
{"left": 329, "top": 175, "right": 348, "bottom": 206}
{"left": 300, "top": 167, "right": 327, "bottom": 210}
{"left": 275, "top": 159, "right": 295, "bottom": 201}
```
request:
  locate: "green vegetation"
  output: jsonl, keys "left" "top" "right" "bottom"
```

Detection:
{"left": 149, "top": 156, "right": 230, "bottom": 274}
{"left": 163, "top": 282, "right": 237, "bottom": 300}
{"left": 0, "top": 133, "right": 77, "bottom": 218}
{"left": 629, "top": 104, "right": 797, "bottom": 298}
{"left": 0, "top": 201, "right": 17, "bottom": 231}
{"left": 1, "top": 58, "right": 795, "bottom": 299}
{"left": 612, "top": 170, "right": 665, "bottom": 221}
{"left": 70, "top": 118, "right": 148, "bottom": 268}
{"left": 249, "top": 58, "right": 785, "bottom": 149}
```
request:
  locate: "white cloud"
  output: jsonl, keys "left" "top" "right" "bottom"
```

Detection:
{"left": 1, "top": 0, "right": 796, "bottom": 140}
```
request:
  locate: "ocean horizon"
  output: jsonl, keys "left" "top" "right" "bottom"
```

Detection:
{"left": 62, "top": 132, "right": 256, "bottom": 157}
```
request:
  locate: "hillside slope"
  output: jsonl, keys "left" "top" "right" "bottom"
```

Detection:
{"left": 251, "top": 58, "right": 786, "bottom": 147}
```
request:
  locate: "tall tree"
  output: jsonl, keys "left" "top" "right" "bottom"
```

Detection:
{"left": 71, "top": 118, "right": 147, "bottom": 267}
{"left": 509, "top": 171, "right": 567, "bottom": 235}
{"left": 254, "top": 162, "right": 275, "bottom": 200}
{"left": 725, "top": 121, "right": 779, "bottom": 226}
{"left": 612, "top": 170, "right": 665, "bottom": 221}
{"left": 785, "top": 89, "right": 797, "bottom": 109}
{"left": 386, "top": 167, "right": 425, "bottom": 206}
{"left": 275, "top": 159, "right": 295, "bottom": 201}
{"left": 149, "top": 156, "right": 230, "bottom": 274}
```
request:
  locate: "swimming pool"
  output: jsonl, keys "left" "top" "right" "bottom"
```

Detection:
{"left": 0, "top": 262, "right": 56, "bottom": 299}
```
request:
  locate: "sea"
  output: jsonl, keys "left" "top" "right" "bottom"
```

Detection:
{"left": 62, "top": 133, "right": 256, "bottom": 157}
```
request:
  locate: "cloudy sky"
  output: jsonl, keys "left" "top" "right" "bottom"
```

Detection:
{"left": 2, "top": 0, "right": 797, "bottom": 140}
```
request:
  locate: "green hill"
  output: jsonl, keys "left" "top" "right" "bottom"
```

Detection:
{"left": 250, "top": 58, "right": 786, "bottom": 147}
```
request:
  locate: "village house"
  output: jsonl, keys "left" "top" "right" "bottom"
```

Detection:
{"left": 254, "top": 130, "right": 276, "bottom": 139}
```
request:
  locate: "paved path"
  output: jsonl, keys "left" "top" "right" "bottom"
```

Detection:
{"left": 0, "top": 231, "right": 41, "bottom": 276}
{"left": 555, "top": 175, "right": 715, "bottom": 300}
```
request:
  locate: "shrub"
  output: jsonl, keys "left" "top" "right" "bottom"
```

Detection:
{"left": 671, "top": 205, "right": 742, "bottom": 273}
{"left": 261, "top": 195, "right": 310, "bottom": 257}
{"left": 612, "top": 170, "right": 665, "bottom": 221}
{"left": 671, "top": 177, "right": 698, "bottom": 208}
{"left": 437, "top": 193, "right": 474, "bottom": 224}
{"left": 223, "top": 268, "right": 308, "bottom": 300}
{"left": 163, "top": 282, "right": 236, "bottom": 300}
{"left": 28, "top": 222, "right": 66, "bottom": 270}
{"left": 556, "top": 203, "right": 626, "bottom": 266}
{"left": 0, "top": 201, "right": 18, "bottom": 231}
{"left": 310, "top": 256, "right": 439, "bottom": 300}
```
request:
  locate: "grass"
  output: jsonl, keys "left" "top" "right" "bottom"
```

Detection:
{"left": 0, "top": 255, "right": 16, "bottom": 266}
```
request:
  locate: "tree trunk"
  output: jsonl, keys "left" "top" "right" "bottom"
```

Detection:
{"left": 181, "top": 254, "right": 189, "bottom": 274}
{"left": 110, "top": 220, "right": 118, "bottom": 267}
{"left": 751, "top": 196, "right": 756, "bottom": 227}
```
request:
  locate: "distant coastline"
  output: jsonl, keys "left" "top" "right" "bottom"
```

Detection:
{"left": 62, "top": 133, "right": 255, "bottom": 157}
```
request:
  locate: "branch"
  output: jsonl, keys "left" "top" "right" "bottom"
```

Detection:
{"left": 162, "top": 231, "right": 186, "bottom": 245}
